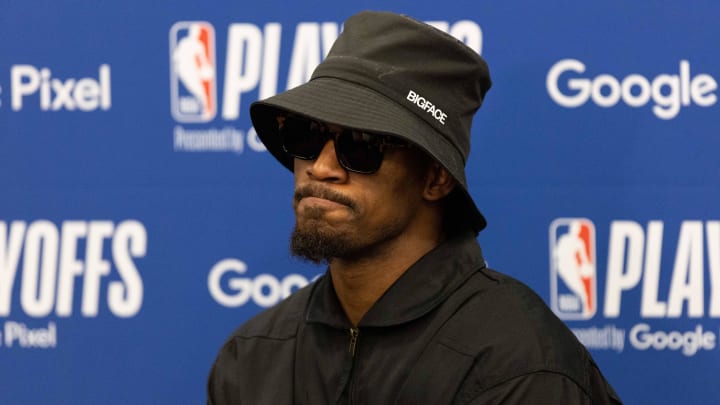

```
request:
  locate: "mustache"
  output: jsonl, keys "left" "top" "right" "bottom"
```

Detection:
{"left": 294, "top": 185, "right": 356, "bottom": 210}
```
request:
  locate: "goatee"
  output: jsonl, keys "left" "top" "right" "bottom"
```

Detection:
{"left": 290, "top": 184, "right": 359, "bottom": 263}
{"left": 290, "top": 223, "right": 351, "bottom": 264}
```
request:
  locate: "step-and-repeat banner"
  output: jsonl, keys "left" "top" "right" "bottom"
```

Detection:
{"left": 1, "top": 1, "right": 718, "bottom": 403}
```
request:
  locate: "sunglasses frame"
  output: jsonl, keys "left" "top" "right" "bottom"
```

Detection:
{"left": 278, "top": 115, "right": 412, "bottom": 174}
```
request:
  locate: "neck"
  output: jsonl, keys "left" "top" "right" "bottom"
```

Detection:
{"left": 329, "top": 225, "right": 444, "bottom": 326}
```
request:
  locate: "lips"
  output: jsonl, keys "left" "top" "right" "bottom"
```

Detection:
{"left": 298, "top": 196, "right": 348, "bottom": 210}
{"left": 294, "top": 185, "right": 356, "bottom": 210}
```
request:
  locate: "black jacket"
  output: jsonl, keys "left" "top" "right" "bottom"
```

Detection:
{"left": 208, "top": 233, "right": 622, "bottom": 404}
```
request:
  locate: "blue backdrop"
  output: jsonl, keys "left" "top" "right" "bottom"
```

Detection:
{"left": 1, "top": 1, "right": 719, "bottom": 403}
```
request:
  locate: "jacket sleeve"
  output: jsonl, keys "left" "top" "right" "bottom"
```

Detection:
{"left": 463, "top": 371, "right": 623, "bottom": 405}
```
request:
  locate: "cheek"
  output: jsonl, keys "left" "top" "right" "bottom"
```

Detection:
{"left": 374, "top": 157, "right": 426, "bottom": 206}
{"left": 293, "top": 159, "right": 308, "bottom": 178}
{"left": 388, "top": 163, "right": 427, "bottom": 203}
{"left": 361, "top": 178, "right": 424, "bottom": 221}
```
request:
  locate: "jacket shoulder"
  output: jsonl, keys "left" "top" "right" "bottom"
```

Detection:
{"left": 207, "top": 282, "right": 316, "bottom": 405}
{"left": 442, "top": 268, "right": 612, "bottom": 401}
{"left": 230, "top": 280, "right": 315, "bottom": 340}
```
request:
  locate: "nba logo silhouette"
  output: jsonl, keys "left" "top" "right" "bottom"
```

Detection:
{"left": 549, "top": 218, "right": 597, "bottom": 320}
{"left": 170, "top": 22, "right": 217, "bottom": 122}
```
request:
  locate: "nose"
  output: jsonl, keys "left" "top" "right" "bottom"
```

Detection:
{"left": 300, "top": 139, "right": 348, "bottom": 182}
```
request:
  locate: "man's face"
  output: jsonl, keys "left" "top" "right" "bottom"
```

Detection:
{"left": 289, "top": 121, "right": 429, "bottom": 263}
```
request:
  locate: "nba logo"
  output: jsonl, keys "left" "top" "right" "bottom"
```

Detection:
{"left": 169, "top": 21, "right": 217, "bottom": 122}
{"left": 549, "top": 218, "right": 597, "bottom": 320}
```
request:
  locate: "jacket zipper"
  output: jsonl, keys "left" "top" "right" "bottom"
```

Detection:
{"left": 348, "top": 327, "right": 359, "bottom": 357}
{"left": 345, "top": 327, "right": 360, "bottom": 404}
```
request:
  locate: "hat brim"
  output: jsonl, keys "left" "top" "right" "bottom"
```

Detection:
{"left": 250, "top": 77, "right": 487, "bottom": 232}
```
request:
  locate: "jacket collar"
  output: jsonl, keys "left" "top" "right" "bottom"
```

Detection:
{"left": 305, "top": 231, "right": 486, "bottom": 328}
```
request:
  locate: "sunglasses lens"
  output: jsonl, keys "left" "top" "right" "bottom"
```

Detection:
{"left": 336, "top": 131, "right": 384, "bottom": 174}
{"left": 279, "top": 115, "right": 389, "bottom": 174}
{"left": 280, "top": 117, "right": 325, "bottom": 159}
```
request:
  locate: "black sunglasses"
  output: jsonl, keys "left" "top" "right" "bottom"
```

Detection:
{"left": 278, "top": 115, "right": 411, "bottom": 174}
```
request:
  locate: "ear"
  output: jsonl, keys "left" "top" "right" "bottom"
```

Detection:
{"left": 422, "top": 162, "right": 456, "bottom": 202}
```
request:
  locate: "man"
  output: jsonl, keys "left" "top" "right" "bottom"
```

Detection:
{"left": 208, "top": 10, "right": 622, "bottom": 404}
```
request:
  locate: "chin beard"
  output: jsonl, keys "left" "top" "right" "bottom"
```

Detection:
{"left": 290, "top": 222, "right": 353, "bottom": 264}
{"left": 290, "top": 216, "right": 407, "bottom": 264}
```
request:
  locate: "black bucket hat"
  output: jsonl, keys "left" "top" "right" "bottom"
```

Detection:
{"left": 250, "top": 10, "right": 492, "bottom": 232}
